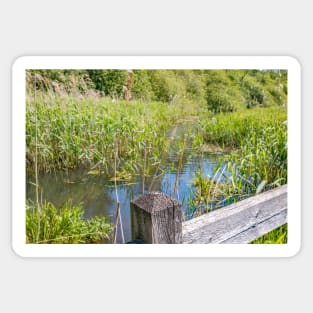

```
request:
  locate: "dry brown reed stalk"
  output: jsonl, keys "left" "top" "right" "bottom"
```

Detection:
{"left": 112, "top": 143, "right": 124, "bottom": 244}
{"left": 34, "top": 75, "right": 41, "bottom": 242}
{"left": 142, "top": 142, "right": 147, "bottom": 195}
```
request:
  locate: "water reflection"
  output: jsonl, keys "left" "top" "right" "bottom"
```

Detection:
{"left": 26, "top": 152, "right": 225, "bottom": 243}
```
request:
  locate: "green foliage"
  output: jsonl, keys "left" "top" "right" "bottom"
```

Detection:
{"left": 26, "top": 69, "right": 288, "bottom": 244}
{"left": 146, "top": 70, "right": 183, "bottom": 102}
{"left": 132, "top": 70, "right": 155, "bottom": 101}
{"left": 27, "top": 69, "right": 287, "bottom": 111}
{"left": 26, "top": 70, "right": 95, "bottom": 94}
{"left": 202, "top": 107, "right": 287, "bottom": 193}
{"left": 231, "top": 123, "right": 287, "bottom": 194}
{"left": 86, "top": 70, "right": 127, "bottom": 97}
{"left": 205, "top": 70, "right": 242, "bottom": 113}
{"left": 242, "top": 70, "right": 287, "bottom": 108}
{"left": 26, "top": 202, "right": 112, "bottom": 244}
{"left": 250, "top": 224, "right": 287, "bottom": 244}
{"left": 190, "top": 107, "right": 287, "bottom": 234}
{"left": 243, "top": 79, "right": 266, "bottom": 108}
{"left": 26, "top": 93, "right": 182, "bottom": 175}
{"left": 204, "top": 70, "right": 287, "bottom": 112}
{"left": 199, "top": 106, "right": 287, "bottom": 148}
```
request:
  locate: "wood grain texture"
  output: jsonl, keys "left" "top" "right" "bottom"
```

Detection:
{"left": 182, "top": 185, "right": 287, "bottom": 244}
{"left": 131, "top": 192, "right": 182, "bottom": 244}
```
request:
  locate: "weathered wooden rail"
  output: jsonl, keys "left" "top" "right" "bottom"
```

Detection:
{"left": 130, "top": 185, "right": 287, "bottom": 244}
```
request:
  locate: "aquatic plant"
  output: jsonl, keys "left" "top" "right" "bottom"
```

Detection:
{"left": 189, "top": 107, "right": 287, "bottom": 243}
{"left": 26, "top": 91, "right": 187, "bottom": 176}
{"left": 26, "top": 70, "right": 288, "bottom": 245}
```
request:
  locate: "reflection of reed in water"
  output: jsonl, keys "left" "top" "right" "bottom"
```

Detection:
{"left": 173, "top": 135, "right": 187, "bottom": 199}
{"left": 149, "top": 125, "right": 177, "bottom": 191}
{"left": 112, "top": 142, "right": 125, "bottom": 244}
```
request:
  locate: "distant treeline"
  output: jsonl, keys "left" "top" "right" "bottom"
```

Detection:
{"left": 27, "top": 69, "right": 287, "bottom": 112}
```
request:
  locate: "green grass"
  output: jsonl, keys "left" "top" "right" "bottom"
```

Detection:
{"left": 250, "top": 224, "right": 288, "bottom": 244}
{"left": 195, "top": 107, "right": 287, "bottom": 193}
{"left": 197, "top": 106, "right": 287, "bottom": 148}
{"left": 26, "top": 90, "right": 203, "bottom": 245}
{"left": 189, "top": 107, "right": 288, "bottom": 243}
{"left": 26, "top": 201, "right": 112, "bottom": 244}
{"left": 26, "top": 91, "right": 196, "bottom": 176}
{"left": 26, "top": 83, "right": 288, "bottom": 244}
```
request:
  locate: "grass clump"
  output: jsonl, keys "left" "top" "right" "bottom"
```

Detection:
{"left": 250, "top": 224, "right": 288, "bottom": 244}
{"left": 26, "top": 202, "right": 112, "bottom": 244}
{"left": 223, "top": 107, "right": 287, "bottom": 195}
{"left": 192, "top": 107, "right": 287, "bottom": 197}
{"left": 198, "top": 106, "right": 287, "bottom": 149}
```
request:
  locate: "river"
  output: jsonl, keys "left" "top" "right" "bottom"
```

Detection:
{"left": 27, "top": 151, "right": 228, "bottom": 243}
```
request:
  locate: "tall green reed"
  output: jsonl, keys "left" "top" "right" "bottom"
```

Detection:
{"left": 26, "top": 92, "right": 183, "bottom": 177}
{"left": 189, "top": 106, "right": 288, "bottom": 242}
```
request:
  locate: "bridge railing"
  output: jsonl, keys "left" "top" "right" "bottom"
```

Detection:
{"left": 129, "top": 185, "right": 287, "bottom": 244}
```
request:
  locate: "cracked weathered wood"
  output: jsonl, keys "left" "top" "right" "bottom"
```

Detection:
{"left": 131, "top": 192, "right": 183, "bottom": 243}
{"left": 182, "top": 185, "right": 287, "bottom": 244}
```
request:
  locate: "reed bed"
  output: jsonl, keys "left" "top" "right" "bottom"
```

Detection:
{"left": 26, "top": 91, "right": 196, "bottom": 244}
{"left": 26, "top": 92, "right": 186, "bottom": 177}
{"left": 189, "top": 106, "right": 288, "bottom": 243}
{"left": 208, "top": 107, "right": 287, "bottom": 192}
{"left": 26, "top": 89, "right": 288, "bottom": 244}
{"left": 198, "top": 106, "right": 287, "bottom": 148}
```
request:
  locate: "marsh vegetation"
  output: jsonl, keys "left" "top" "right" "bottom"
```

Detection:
{"left": 26, "top": 69, "right": 287, "bottom": 244}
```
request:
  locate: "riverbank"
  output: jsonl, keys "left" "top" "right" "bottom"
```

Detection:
{"left": 26, "top": 70, "right": 288, "bottom": 244}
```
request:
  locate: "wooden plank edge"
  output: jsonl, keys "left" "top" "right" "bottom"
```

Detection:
{"left": 219, "top": 206, "right": 287, "bottom": 244}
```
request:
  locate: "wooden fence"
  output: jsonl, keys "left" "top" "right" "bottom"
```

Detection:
{"left": 130, "top": 184, "right": 287, "bottom": 244}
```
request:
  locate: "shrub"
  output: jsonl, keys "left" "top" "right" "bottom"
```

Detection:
{"left": 86, "top": 70, "right": 127, "bottom": 97}
{"left": 205, "top": 70, "right": 242, "bottom": 113}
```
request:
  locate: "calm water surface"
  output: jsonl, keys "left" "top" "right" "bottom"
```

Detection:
{"left": 26, "top": 124, "right": 232, "bottom": 243}
{"left": 26, "top": 151, "right": 226, "bottom": 243}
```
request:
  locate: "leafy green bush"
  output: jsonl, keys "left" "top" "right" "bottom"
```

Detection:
{"left": 27, "top": 69, "right": 287, "bottom": 109}
{"left": 86, "top": 70, "right": 127, "bottom": 97}
{"left": 26, "top": 202, "right": 112, "bottom": 244}
{"left": 132, "top": 70, "right": 155, "bottom": 101}
{"left": 205, "top": 70, "right": 242, "bottom": 113}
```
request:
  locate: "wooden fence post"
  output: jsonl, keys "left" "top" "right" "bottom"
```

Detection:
{"left": 130, "top": 192, "right": 182, "bottom": 244}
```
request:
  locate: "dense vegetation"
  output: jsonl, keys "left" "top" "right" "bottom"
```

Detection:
{"left": 187, "top": 107, "right": 287, "bottom": 235}
{"left": 27, "top": 69, "right": 287, "bottom": 110}
{"left": 26, "top": 202, "right": 112, "bottom": 243}
{"left": 26, "top": 69, "right": 288, "bottom": 244}
{"left": 26, "top": 96, "right": 184, "bottom": 175}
